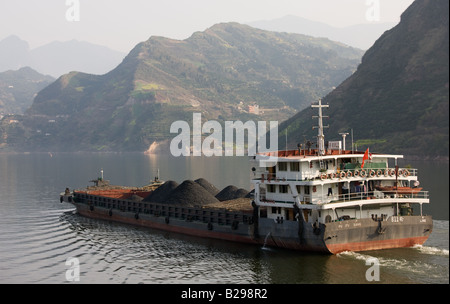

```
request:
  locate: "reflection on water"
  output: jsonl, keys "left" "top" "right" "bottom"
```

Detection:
{"left": 0, "top": 153, "right": 448, "bottom": 284}
{"left": 60, "top": 211, "right": 274, "bottom": 284}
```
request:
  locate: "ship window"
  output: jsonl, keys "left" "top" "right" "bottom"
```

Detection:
{"left": 278, "top": 162, "right": 287, "bottom": 171}
{"left": 290, "top": 162, "right": 300, "bottom": 171}
{"left": 279, "top": 185, "right": 289, "bottom": 193}
{"left": 267, "top": 185, "right": 276, "bottom": 193}
{"left": 304, "top": 187, "right": 310, "bottom": 194}
{"left": 271, "top": 207, "right": 281, "bottom": 214}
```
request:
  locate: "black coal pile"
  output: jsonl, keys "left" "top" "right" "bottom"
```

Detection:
{"left": 195, "top": 178, "right": 220, "bottom": 196}
{"left": 164, "top": 180, "right": 220, "bottom": 206}
{"left": 215, "top": 185, "right": 250, "bottom": 201}
{"left": 142, "top": 180, "right": 179, "bottom": 203}
{"left": 143, "top": 178, "right": 251, "bottom": 207}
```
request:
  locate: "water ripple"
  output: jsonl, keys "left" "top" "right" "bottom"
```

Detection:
{"left": 1, "top": 200, "right": 448, "bottom": 283}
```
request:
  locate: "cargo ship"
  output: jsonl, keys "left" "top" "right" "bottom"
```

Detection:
{"left": 60, "top": 100, "right": 432, "bottom": 254}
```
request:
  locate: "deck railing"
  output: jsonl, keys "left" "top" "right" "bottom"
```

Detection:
{"left": 73, "top": 192, "right": 252, "bottom": 226}
{"left": 261, "top": 190, "right": 429, "bottom": 206}
{"left": 309, "top": 190, "right": 429, "bottom": 205}
{"left": 258, "top": 167, "right": 418, "bottom": 182}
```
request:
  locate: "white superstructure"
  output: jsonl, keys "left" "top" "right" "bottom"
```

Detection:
{"left": 251, "top": 100, "right": 430, "bottom": 227}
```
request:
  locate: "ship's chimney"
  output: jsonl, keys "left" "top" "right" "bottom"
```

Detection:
{"left": 339, "top": 132, "right": 349, "bottom": 151}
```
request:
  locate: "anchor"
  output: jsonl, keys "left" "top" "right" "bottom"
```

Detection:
{"left": 377, "top": 220, "right": 386, "bottom": 234}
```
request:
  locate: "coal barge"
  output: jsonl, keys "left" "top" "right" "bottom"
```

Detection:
{"left": 60, "top": 101, "right": 432, "bottom": 254}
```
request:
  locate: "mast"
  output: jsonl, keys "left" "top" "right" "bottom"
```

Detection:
{"left": 312, "top": 99, "right": 329, "bottom": 156}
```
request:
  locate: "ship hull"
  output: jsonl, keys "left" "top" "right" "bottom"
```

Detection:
{"left": 323, "top": 216, "right": 432, "bottom": 254}
{"left": 74, "top": 203, "right": 260, "bottom": 246}
{"left": 69, "top": 200, "right": 432, "bottom": 254}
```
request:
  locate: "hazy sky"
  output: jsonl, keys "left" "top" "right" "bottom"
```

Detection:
{"left": 1, "top": 0, "right": 414, "bottom": 53}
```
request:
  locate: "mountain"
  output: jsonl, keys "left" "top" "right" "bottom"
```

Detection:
{"left": 248, "top": 15, "right": 396, "bottom": 50}
{"left": 279, "top": 0, "right": 449, "bottom": 159}
{"left": 0, "top": 36, "right": 126, "bottom": 78}
{"left": 2, "top": 22, "right": 363, "bottom": 152}
{"left": 29, "top": 40, "right": 126, "bottom": 78}
{"left": 0, "top": 67, "right": 54, "bottom": 115}
{"left": 0, "top": 36, "right": 32, "bottom": 71}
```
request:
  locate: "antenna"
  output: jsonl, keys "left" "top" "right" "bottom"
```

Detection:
{"left": 351, "top": 129, "right": 354, "bottom": 153}
{"left": 285, "top": 129, "right": 288, "bottom": 152}
{"left": 311, "top": 99, "right": 329, "bottom": 156}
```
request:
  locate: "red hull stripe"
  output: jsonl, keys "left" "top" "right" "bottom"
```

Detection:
{"left": 326, "top": 236, "right": 429, "bottom": 254}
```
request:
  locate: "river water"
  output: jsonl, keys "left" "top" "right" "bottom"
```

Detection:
{"left": 0, "top": 153, "right": 448, "bottom": 284}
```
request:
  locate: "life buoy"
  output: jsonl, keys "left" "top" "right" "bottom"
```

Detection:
{"left": 347, "top": 170, "right": 353, "bottom": 178}
{"left": 403, "top": 170, "right": 410, "bottom": 177}
{"left": 354, "top": 170, "right": 359, "bottom": 177}
{"left": 321, "top": 173, "right": 327, "bottom": 180}
{"left": 384, "top": 169, "right": 389, "bottom": 177}
{"left": 369, "top": 170, "right": 375, "bottom": 178}
{"left": 376, "top": 170, "right": 382, "bottom": 177}
{"left": 398, "top": 169, "right": 403, "bottom": 176}
{"left": 360, "top": 170, "right": 367, "bottom": 178}
{"left": 389, "top": 169, "right": 396, "bottom": 177}
{"left": 340, "top": 171, "right": 346, "bottom": 179}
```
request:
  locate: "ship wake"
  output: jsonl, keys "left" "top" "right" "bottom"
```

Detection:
{"left": 412, "top": 244, "right": 449, "bottom": 256}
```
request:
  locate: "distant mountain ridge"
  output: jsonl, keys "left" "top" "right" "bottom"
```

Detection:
{"left": 279, "top": 0, "right": 449, "bottom": 159}
{"left": 248, "top": 15, "right": 396, "bottom": 50}
{"left": 0, "top": 36, "right": 126, "bottom": 78}
{"left": 1, "top": 23, "right": 363, "bottom": 152}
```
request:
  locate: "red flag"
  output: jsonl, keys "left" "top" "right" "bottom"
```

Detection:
{"left": 362, "top": 148, "right": 369, "bottom": 168}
